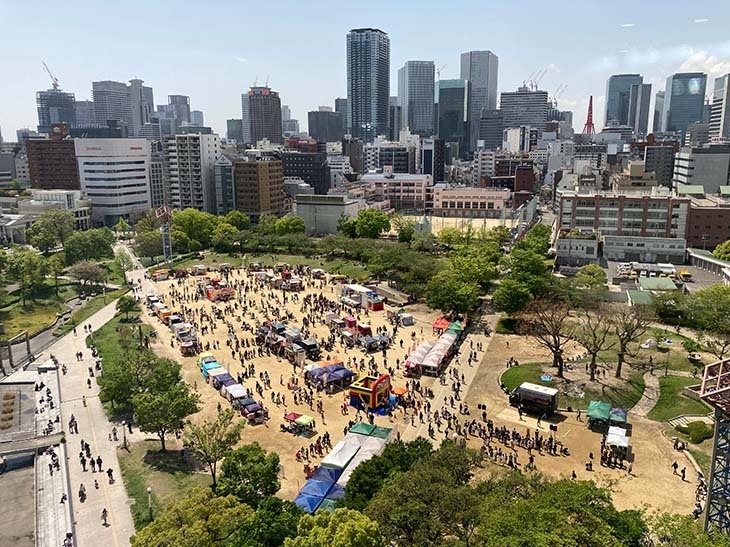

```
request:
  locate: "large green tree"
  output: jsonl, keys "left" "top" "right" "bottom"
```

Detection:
{"left": 114, "top": 248, "right": 134, "bottom": 284}
{"left": 258, "top": 214, "right": 279, "bottom": 235}
{"left": 116, "top": 295, "right": 140, "bottom": 320}
{"left": 5, "top": 250, "right": 47, "bottom": 303}
{"left": 224, "top": 210, "right": 251, "bottom": 231}
{"left": 450, "top": 242, "right": 500, "bottom": 288}
{"left": 67, "top": 260, "right": 105, "bottom": 287}
{"left": 133, "top": 382, "right": 199, "bottom": 451}
{"left": 519, "top": 297, "right": 575, "bottom": 378}
{"left": 275, "top": 215, "right": 306, "bottom": 235}
{"left": 135, "top": 230, "right": 163, "bottom": 258}
{"left": 492, "top": 277, "right": 533, "bottom": 315}
{"left": 131, "top": 487, "right": 251, "bottom": 547}
{"left": 26, "top": 209, "right": 75, "bottom": 254}
{"left": 218, "top": 443, "right": 281, "bottom": 508}
{"left": 691, "top": 284, "right": 730, "bottom": 359}
{"left": 232, "top": 497, "right": 302, "bottom": 547}
{"left": 172, "top": 208, "right": 219, "bottom": 247}
{"left": 184, "top": 409, "right": 245, "bottom": 490}
{"left": 64, "top": 228, "right": 115, "bottom": 265}
{"left": 212, "top": 222, "right": 239, "bottom": 252}
{"left": 285, "top": 509, "right": 385, "bottom": 547}
{"left": 425, "top": 269, "right": 480, "bottom": 314}
{"left": 354, "top": 209, "right": 391, "bottom": 239}
{"left": 713, "top": 239, "right": 730, "bottom": 261}
{"left": 651, "top": 514, "right": 730, "bottom": 547}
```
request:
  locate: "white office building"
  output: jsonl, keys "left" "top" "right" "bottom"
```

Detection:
{"left": 710, "top": 74, "right": 730, "bottom": 141}
{"left": 163, "top": 133, "right": 221, "bottom": 213}
{"left": 17, "top": 189, "right": 91, "bottom": 230}
{"left": 74, "top": 138, "right": 152, "bottom": 225}
{"left": 673, "top": 144, "right": 730, "bottom": 194}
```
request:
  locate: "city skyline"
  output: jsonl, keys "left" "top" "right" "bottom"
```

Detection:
{"left": 1, "top": 0, "right": 729, "bottom": 138}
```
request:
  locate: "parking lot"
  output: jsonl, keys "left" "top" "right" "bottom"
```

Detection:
{"left": 605, "top": 261, "right": 723, "bottom": 292}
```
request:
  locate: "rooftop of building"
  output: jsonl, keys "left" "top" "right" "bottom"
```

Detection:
{"left": 637, "top": 277, "right": 678, "bottom": 291}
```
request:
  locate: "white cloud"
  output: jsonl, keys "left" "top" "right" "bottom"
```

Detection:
{"left": 680, "top": 51, "right": 730, "bottom": 80}
{"left": 620, "top": 23, "right": 635, "bottom": 28}
{"left": 234, "top": 56, "right": 248, "bottom": 63}
{"left": 694, "top": 18, "right": 710, "bottom": 23}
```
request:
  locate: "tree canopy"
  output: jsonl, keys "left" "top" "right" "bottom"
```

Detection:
{"left": 218, "top": 443, "right": 281, "bottom": 508}
{"left": 275, "top": 215, "right": 306, "bottom": 235}
{"left": 285, "top": 509, "right": 385, "bottom": 547}
{"left": 425, "top": 269, "right": 480, "bottom": 314}
{"left": 64, "top": 228, "right": 115, "bottom": 265}
{"left": 133, "top": 382, "right": 199, "bottom": 451}
{"left": 26, "top": 209, "right": 75, "bottom": 254}
{"left": 172, "top": 208, "right": 220, "bottom": 248}
{"left": 354, "top": 209, "right": 391, "bottom": 239}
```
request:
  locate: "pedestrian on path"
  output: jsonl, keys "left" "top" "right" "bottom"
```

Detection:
{"left": 672, "top": 461, "right": 678, "bottom": 474}
{"left": 101, "top": 508, "right": 109, "bottom": 527}
{"left": 577, "top": 409, "right": 582, "bottom": 421}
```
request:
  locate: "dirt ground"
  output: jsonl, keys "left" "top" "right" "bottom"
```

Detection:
{"left": 138, "top": 268, "right": 698, "bottom": 514}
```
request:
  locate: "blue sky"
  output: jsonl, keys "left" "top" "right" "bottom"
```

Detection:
{"left": 1, "top": 0, "right": 729, "bottom": 138}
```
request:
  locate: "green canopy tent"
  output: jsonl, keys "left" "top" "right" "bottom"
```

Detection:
{"left": 317, "top": 498, "right": 337, "bottom": 512}
{"left": 349, "top": 422, "right": 376, "bottom": 436}
{"left": 586, "top": 400, "right": 611, "bottom": 422}
{"left": 370, "top": 426, "right": 393, "bottom": 440}
{"left": 446, "top": 320, "right": 463, "bottom": 333}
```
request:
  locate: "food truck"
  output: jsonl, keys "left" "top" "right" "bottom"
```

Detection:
{"left": 509, "top": 382, "right": 559, "bottom": 416}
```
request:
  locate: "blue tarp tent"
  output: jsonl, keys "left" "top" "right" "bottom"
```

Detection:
{"left": 294, "top": 493, "right": 323, "bottom": 513}
{"left": 326, "top": 483, "right": 345, "bottom": 500}
{"left": 300, "top": 479, "right": 333, "bottom": 498}
{"left": 311, "top": 466, "right": 343, "bottom": 483}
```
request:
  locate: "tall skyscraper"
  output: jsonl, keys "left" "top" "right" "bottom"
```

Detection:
{"left": 628, "top": 83, "right": 652, "bottom": 136}
{"left": 478, "top": 109, "right": 504, "bottom": 151}
{"left": 397, "top": 61, "right": 435, "bottom": 136}
{"left": 500, "top": 86, "right": 549, "bottom": 135}
{"left": 190, "top": 110, "right": 204, "bottom": 126}
{"left": 92, "top": 81, "right": 133, "bottom": 130}
{"left": 661, "top": 73, "right": 707, "bottom": 135}
{"left": 281, "top": 105, "right": 292, "bottom": 122}
{"left": 437, "top": 80, "right": 469, "bottom": 155}
{"left": 308, "top": 110, "right": 344, "bottom": 142}
{"left": 244, "top": 86, "right": 283, "bottom": 144}
{"left": 653, "top": 91, "right": 665, "bottom": 133}
{"left": 604, "top": 74, "right": 643, "bottom": 126}
{"left": 335, "top": 98, "right": 349, "bottom": 132}
{"left": 460, "top": 50, "right": 499, "bottom": 151}
{"left": 226, "top": 119, "right": 244, "bottom": 143}
{"left": 710, "top": 74, "right": 730, "bottom": 140}
{"left": 36, "top": 88, "right": 76, "bottom": 133}
{"left": 74, "top": 100, "right": 96, "bottom": 126}
{"left": 128, "top": 79, "right": 154, "bottom": 137}
{"left": 163, "top": 133, "right": 221, "bottom": 213}
{"left": 347, "top": 28, "right": 390, "bottom": 142}
{"left": 388, "top": 97, "right": 402, "bottom": 141}
{"left": 167, "top": 95, "right": 191, "bottom": 124}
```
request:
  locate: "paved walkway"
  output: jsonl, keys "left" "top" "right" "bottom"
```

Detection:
{"left": 632, "top": 372, "right": 660, "bottom": 418}
{"left": 50, "top": 300, "right": 135, "bottom": 547}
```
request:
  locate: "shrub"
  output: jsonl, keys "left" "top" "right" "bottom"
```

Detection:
{"left": 677, "top": 421, "right": 714, "bottom": 444}
{"left": 496, "top": 317, "right": 518, "bottom": 334}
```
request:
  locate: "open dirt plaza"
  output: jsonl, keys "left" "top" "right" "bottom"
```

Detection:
{"left": 137, "top": 264, "right": 698, "bottom": 512}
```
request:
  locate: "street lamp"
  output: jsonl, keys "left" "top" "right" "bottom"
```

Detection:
{"left": 121, "top": 420, "right": 127, "bottom": 450}
{"left": 147, "top": 487, "right": 153, "bottom": 521}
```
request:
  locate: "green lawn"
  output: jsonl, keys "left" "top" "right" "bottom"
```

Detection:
{"left": 689, "top": 448, "right": 712, "bottom": 477}
{"left": 0, "top": 282, "right": 79, "bottom": 341}
{"left": 86, "top": 310, "right": 151, "bottom": 360}
{"left": 118, "top": 440, "right": 211, "bottom": 530}
{"left": 501, "top": 362, "right": 646, "bottom": 411}
{"left": 647, "top": 376, "right": 710, "bottom": 422}
{"left": 55, "top": 287, "right": 130, "bottom": 335}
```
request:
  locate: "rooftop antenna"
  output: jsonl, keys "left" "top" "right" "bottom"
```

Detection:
{"left": 265, "top": 75, "right": 269, "bottom": 88}
{"left": 436, "top": 64, "right": 447, "bottom": 80}
{"left": 583, "top": 95, "right": 596, "bottom": 138}
{"left": 253, "top": 76, "right": 258, "bottom": 87}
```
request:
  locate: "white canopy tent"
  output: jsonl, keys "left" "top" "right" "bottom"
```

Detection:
{"left": 607, "top": 426, "right": 630, "bottom": 448}
{"left": 321, "top": 438, "right": 360, "bottom": 469}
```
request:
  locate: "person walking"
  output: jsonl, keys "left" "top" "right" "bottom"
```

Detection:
{"left": 101, "top": 508, "right": 109, "bottom": 527}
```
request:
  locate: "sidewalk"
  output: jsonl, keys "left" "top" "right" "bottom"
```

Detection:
{"left": 51, "top": 299, "right": 136, "bottom": 547}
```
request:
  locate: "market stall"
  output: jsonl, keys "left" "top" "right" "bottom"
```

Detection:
{"left": 404, "top": 341, "right": 434, "bottom": 376}
{"left": 419, "top": 332, "right": 458, "bottom": 376}
{"left": 587, "top": 400, "right": 611, "bottom": 427}
{"left": 321, "top": 437, "right": 360, "bottom": 469}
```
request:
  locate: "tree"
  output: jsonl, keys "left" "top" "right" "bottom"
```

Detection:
{"left": 354, "top": 209, "right": 391, "bottom": 239}
{"left": 391, "top": 215, "right": 416, "bottom": 243}
{"left": 64, "top": 228, "right": 115, "bottom": 264}
{"left": 5, "top": 250, "right": 47, "bottom": 304}
{"left": 133, "top": 383, "right": 199, "bottom": 451}
{"left": 437, "top": 227, "right": 463, "bottom": 247}
{"left": 450, "top": 242, "right": 500, "bottom": 288}
{"left": 713, "top": 239, "right": 730, "bottom": 261}
{"left": 114, "top": 217, "right": 131, "bottom": 238}
{"left": 135, "top": 230, "right": 163, "bottom": 258}
{"left": 691, "top": 284, "right": 730, "bottom": 359}
{"left": 224, "top": 210, "right": 251, "bottom": 231}
{"left": 171, "top": 227, "right": 192, "bottom": 254}
{"left": 275, "top": 215, "right": 306, "bottom": 235}
{"left": 258, "top": 214, "right": 279, "bottom": 235}
{"left": 47, "top": 253, "right": 65, "bottom": 295}
{"left": 134, "top": 210, "right": 161, "bottom": 234}
{"left": 232, "top": 497, "right": 302, "bottom": 547}
{"left": 116, "top": 295, "right": 140, "bottom": 321}
{"left": 212, "top": 222, "right": 239, "bottom": 252}
{"left": 574, "top": 308, "right": 615, "bottom": 381}
{"left": 337, "top": 214, "right": 357, "bottom": 237}
{"left": 218, "top": 443, "right": 281, "bottom": 508}
{"left": 172, "top": 208, "right": 219, "bottom": 248}
{"left": 574, "top": 264, "right": 608, "bottom": 290}
{"left": 184, "top": 409, "right": 245, "bottom": 490}
{"left": 26, "top": 209, "right": 75, "bottom": 254}
{"left": 68, "top": 260, "right": 105, "bottom": 288}
{"left": 610, "top": 305, "right": 651, "bottom": 378}
{"left": 519, "top": 298, "right": 575, "bottom": 378}
{"left": 651, "top": 513, "right": 730, "bottom": 547}
{"left": 114, "top": 249, "right": 134, "bottom": 284}
{"left": 131, "top": 487, "right": 252, "bottom": 547}
{"left": 492, "top": 277, "right": 533, "bottom": 315}
{"left": 425, "top": 270, "right": 480, "bottom": 314}
{"left": 285, "top": 509, "right": 385, "bottom": 547}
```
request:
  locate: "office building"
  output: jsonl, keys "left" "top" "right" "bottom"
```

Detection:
{"left": 710, "top": 74, "right": 730, "bottom": 140}
{"left": 478, "top": 109, "right": 504, "bottom": 151}
{"left": 167, "top": 95, "right": 191, "bottom": 124}
{"left": 234, "top": 157, "right": 285, "bottom": 221}
{"left": 604, "top": 74, "right": 643, "bottom": 126}
{"left": 673, "top": 143, "right": 730, "bottom": 194}
{"left": 437, "top": 80, "right": 469, "bottom": 155}
{"left": 281, "top": 105, "right": 292, "bottom": 124}
{"left": 308, "top": 110, "right": 344, "bottom": 142}
{"left": 397, "top": 61, "right": 435, "bottom": 136}
{"left": 628, "top": 83, "right": 652, "bottom": 136}
{"left": 227, "top": 119, "right": 244, "bottom": 143}
{"left": 335, "top": 97, "right": 349, "bottom": 133}
{"left": 242, "top": 86, "right": 283, "bottom": 145}
{"left": 36, "top": 89, "right": 76, "bottom": 133}
{"left": 149, "top": 151, "right": 165, "bottom": 208}
{"left": 610, "top": 161, "right": 657, "bottom": 192}
{"left": 295, "top": 194, "right": 365, "bottom": 235}
{"left": 74, "top": 138, "right": 151, "bottom": 225}
{"left": 128, "top": 79, "right": 154, "bottom": 137}
{"left": 342, "top": 137, "right": 364, "bottom": 174}
{"left": 137, "top": 122, "right": 161, "bottom": 141}
{"left": 163, "top": 133, "right": 221, "bottom": 213}
{"left": 74, "top": 100, "right": 96, "bottom": 127}
{"left": 653, "top": 91, "right": 665, "bottom": 133}
{"left": 364, "top": 139, "right": 416, "bottom": 174}
{"left": 282, "top": 119, "right": 300, "bottom": 134}
{"left": 276, "top": 151, "right": 330, "bottom": 194}
{"left": 388, "top": 97, "right": 402, "bottom": 142}
{"left": 461, "top": 50, "right": 498, "bottom": 151}
{"left": 17, "top": 189, "right": 91, "bottom": 230}
{"left": 347, "top": 28, "right": 390, "bottom": 142}
{"left": 502, "top": 126, "right": 536, "bottom": 154}
{"left": 327, "top": 155, "right": 354, "bottom": 189}
{"left": 27, "top": 135, "right": 80, "bottom": 190}
{"left": 190, "top": 110, "right": 204, "bottom": 126}
{"left": 644, "top": 145, "right": 676, "bottom": 188}
{"left": 14, "top": 153, "right": 30, "bottom": 185}
{"left": 661, "top": 73, "right": 707, "bottom": 135}
{"left": 214, "top": 152, "right": 236, "bottom": 215}
{"left": 92, "top": 81, "right": 133, "bottom": 130}
{"left": 0, "top": 153, "right": 15, "bottom": 185}
{"left": 420, "top": 138, "right": 444, "bottom": 182}
{"left": 360, "top": 171, "right": 431, "bottom": 210}
{"left": 500, "top": 86, "right": 549, "bottom": 135}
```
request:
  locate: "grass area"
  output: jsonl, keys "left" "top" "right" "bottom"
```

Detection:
{"left": 118, "top": 440, "right": 210, "bottom": 530}
{"left": 689, "top": 448, "right": 712, "bottom": 477}
{"left": 86, "top": 310, "right": 152, "bottom": 359}
{"left": 495, "top": 317, "right": 518, "bottom": 334}
{"left": 55, "top": 287, "right": 130, "bottom": 335}
{"left": 101, "top": 259, "right": 127, "bottom": 286}
{"left": 501, "top": 362, "right": 646, "bottom": 411}
{"left": 0, "top": 282, "right": 79, "bottom": 341}
{"left": 647, "top": 376, "right": 710, "bottom": 422}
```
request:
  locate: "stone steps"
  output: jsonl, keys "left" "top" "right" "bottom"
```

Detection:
{"left": 668, "top": 414, "right": 715, "bottom": 429}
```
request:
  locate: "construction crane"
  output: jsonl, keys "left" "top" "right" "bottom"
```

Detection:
{"left": 534, "top": 68, "right": 548, "bottom": 88}
{"left": 42, "top": 61, "right": 60, "bottom": 91}
{"left": 436, "top": 64, "right": 447, "bottom": 81}
{"left": 551, "top": 84, "right": 567, "bottom": 107}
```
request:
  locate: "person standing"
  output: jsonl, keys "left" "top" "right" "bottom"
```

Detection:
{"left": 101, "top": 508, "right": 108, "bottom": 526}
